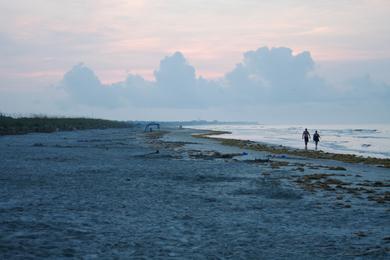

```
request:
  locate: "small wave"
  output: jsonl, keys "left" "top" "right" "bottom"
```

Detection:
{"left": 324, "top": 143, "right": 348, "bottom": 150}
{"left": 356, "top": 135, "right": 389, "bottom": 139}
{"left": 324, "top": 129, "right": 378, "bottom": 136}
{"left": 353, "top": 129, "right": 377, "bottom": 133}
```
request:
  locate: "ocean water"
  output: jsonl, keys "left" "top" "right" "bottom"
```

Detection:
{"left": 188, "top": 124, "right": 390, "bottom": 159}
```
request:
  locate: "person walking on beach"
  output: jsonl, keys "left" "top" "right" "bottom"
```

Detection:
{"left": 302, "top": 128, "right": 311, "bottom": 150}
{"left": 313, "top": 130, "right": 320, "bottom": 150}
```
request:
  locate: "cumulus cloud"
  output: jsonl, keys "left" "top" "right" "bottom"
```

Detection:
{"left": 150, "top": 52, "right": 224, "bottom": 108}
{"left": 111, "top": 74, "right": 154, "bottom": 107}
{"left": 154, "top": 52, "right": 197, "bottom": 90}
{"left": 225, "top": 47, "right": 327, "bottom": 103}
{"left": 60, "top": 63, "right": 120, "bottom": 107}
{"left": 153, "top": 52, "right": 203, "bottom": 107}
{"left": 345, "top": 74, "right": 390, "bottom": 100}
{"left": 56, "top": 46, "right": 390, "bottom": 122}
{"left": 60, "top": 52, "right": 216, "bottom": 109}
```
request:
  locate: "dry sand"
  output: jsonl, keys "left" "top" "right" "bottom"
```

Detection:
{"left": 0, "top": 126, "right": 389, "bottom": 258}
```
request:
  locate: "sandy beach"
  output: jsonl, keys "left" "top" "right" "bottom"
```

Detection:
{"left": 0, "top": 126, "right": 389, "bottom": 258}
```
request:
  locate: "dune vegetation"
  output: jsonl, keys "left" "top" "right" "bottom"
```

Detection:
{"left": 0, "top": 113, "right": 132, "bottom": 136}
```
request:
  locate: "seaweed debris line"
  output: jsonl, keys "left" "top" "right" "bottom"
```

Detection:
{"left": 0, "top": 126, "right": 389, "bottom": 258}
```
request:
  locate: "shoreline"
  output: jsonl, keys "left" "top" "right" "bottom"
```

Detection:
{"left": 191, "top": 129, "right": 390, "bottom": 168}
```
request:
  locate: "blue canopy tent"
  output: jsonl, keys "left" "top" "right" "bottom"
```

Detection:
{"left": 144, "top": 122, "right": 160, "bottom": 132}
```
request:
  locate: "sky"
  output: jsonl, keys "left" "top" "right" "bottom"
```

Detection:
{"left": 0, "top": 0, "right": 389, "bottom": 123}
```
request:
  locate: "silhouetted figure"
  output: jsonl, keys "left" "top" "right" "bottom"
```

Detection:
{"left": 302, "top": 128, "right": 311, "bottom": 150}
{"left": 313, "top": 130, "right": 320, "bottom": 150}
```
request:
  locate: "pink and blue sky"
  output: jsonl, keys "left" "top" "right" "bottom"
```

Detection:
{"left": 1, "top": 0, "right": 389, "bottom": 122}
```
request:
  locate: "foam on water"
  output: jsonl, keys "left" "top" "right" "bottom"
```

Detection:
{"left": 188, "top": 124, "right": 390, "bottom": 158}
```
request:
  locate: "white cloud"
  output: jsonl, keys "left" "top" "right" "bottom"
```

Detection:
{"left": 53, "top": 46, "right": 389, "bottom": 123}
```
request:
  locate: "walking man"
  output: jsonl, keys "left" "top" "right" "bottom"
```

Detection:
{"left": 302, "top": 128, "right": 311, "bottom": 150}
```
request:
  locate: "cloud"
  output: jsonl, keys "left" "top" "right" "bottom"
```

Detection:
{"left": 225, "top": 47, "right": 328, "bottom": 103}
{"left": 153, "top": 52, "right": 200, "bottom": 107}
{"left": 60, "top": 63, "right": 119, "bottom": 108}
{"left": 55, "top": 46, "right": 390, "bottom": 123}
{"left": 59, "top": 52, "right": 211, "bottom": 109}
{"left": 154, "top": 52, "right": 197, "bottom": 90}
{"left": 111, "top": 73, "right": 154, "bottom": 106}
{"left": 344, "top": 74, "right": 390, "bottom": 102}
{"left": 152, "top": 52, "right": 231, "bottom": 108}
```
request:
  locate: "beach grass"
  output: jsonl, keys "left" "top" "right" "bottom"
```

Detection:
{"left": 0, "top": 114, "right": 132, "bottom": 136}
{"left": 193, "top": 131, "right": 390, "bottom": 168}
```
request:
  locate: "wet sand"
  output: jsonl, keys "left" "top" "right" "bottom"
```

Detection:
{"left": 0, "top": 127, "right": 389, "bottom": 258}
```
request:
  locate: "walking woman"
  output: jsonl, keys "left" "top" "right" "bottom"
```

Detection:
{"left": 313, "top": 130, "right": 320, "bottom": 150}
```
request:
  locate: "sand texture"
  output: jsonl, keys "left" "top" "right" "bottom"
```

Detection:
{"left": 0, "top": 127, "right": 389, "bottom": 258}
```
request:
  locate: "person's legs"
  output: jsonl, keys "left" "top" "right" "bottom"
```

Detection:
{"left": 304, "top": 138, "right": 308, "bottom": 150}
